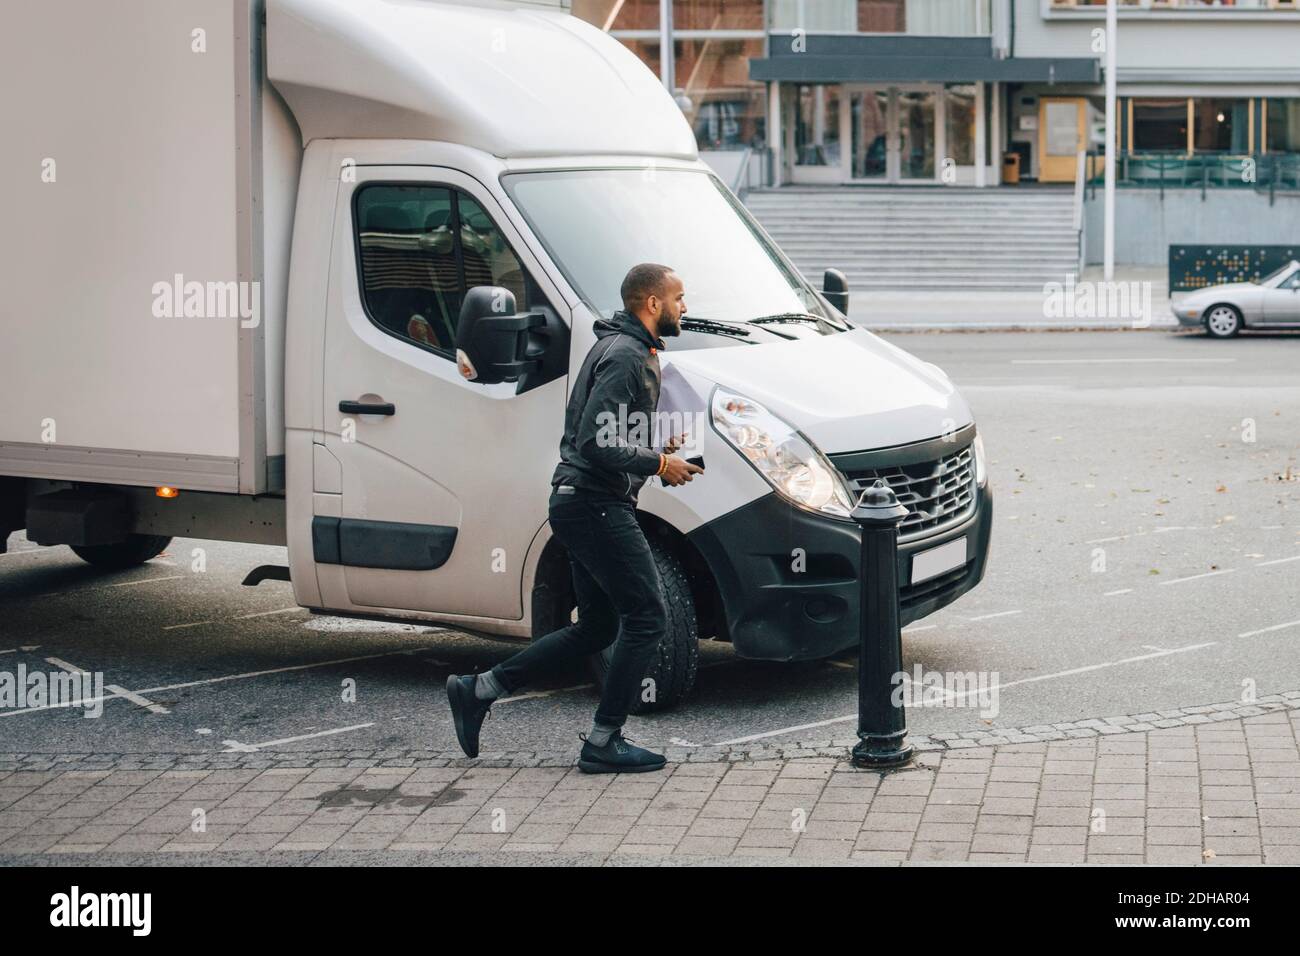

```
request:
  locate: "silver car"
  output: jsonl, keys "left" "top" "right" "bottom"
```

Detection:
{"left": 1172, "top": 260, "right": 1300, "bottom": 338}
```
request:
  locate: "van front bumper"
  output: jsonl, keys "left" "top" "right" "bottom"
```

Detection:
{"left": 685, "top": 483, "right": 993, "bottom": 662}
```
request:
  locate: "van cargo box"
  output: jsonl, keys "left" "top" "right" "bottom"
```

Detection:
{"left": 0, "top": 0, "right": 300, "bottom": 494}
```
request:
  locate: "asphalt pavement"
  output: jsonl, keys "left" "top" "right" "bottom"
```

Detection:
{"left": 2, "top": 329, "right": 1297, "bottom": 762}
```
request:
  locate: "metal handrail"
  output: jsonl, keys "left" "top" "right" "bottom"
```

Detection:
{"left": 1081, "top": 150, "right": 1300, "bottom": 198}
{"left": 1073, "top": 149, "right": 1086, "bottom": 275}
{"left": 1072, "top": 149, "right": 1086, "bottom": 231}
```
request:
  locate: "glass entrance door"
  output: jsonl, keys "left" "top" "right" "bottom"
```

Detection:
{"left": 897, "top": 89, "right": 937, "bottom": 181}
{"left": 850, "top": 88, "right": 890, "bottom": 180}
{"left": 846, "top": 86, "right": 940, "bottom": 183}
{"left": 786, "top": 83, "right": 844, "bottom": 184}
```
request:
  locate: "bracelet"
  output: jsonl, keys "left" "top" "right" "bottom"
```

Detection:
{"left": 656, "top": 453, "right": 667, "bottom": 476}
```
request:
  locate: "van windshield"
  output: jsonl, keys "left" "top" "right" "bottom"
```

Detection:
{"left": 502, "top": 168, "right": 847, "bottom": 347}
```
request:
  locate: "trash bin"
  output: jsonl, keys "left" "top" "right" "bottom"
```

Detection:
{"left": 1002, "top": 152, "right": 1020, "bottom": 185}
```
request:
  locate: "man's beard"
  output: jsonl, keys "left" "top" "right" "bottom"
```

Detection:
{"left": 655, "top": 303, "right": 681, "bottom": 337}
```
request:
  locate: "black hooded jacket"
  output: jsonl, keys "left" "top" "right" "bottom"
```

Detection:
{"left": 551, "top": 310, "right": 665, "bottom": 503}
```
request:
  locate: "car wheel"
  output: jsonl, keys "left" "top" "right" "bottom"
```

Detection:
{"left": 1204, "top": 304, "right": 1243, "bottom": 338}
{"left": 587, "top": 537, "right": 699, "bottom": 714}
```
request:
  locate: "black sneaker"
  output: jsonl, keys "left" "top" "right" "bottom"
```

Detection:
{"left": 445, "top": 674, "right": 493, "bottom": 758}
{"left": 577, "top": 731, "right": 667, "bottom": 774}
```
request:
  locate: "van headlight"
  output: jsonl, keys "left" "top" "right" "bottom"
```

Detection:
{"left": 973, "top": 432, "right": 988, "bottom": 487}
{"left": 711, "top": 387, "right": 854, "bottom": 518}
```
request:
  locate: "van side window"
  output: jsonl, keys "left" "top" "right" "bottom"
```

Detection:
{"left": 354, "top": 184, "right": 537, "bottom": 355}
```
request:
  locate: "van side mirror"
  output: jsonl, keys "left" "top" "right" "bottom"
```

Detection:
{"left": 823, "top": 268, "right": 849, "bottom": 314}
{"left": 455, "top": 287, "right": 545, "bottom": 384}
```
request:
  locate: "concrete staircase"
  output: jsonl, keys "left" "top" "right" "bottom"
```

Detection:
{"left": 743, "top": 187, "right": 1082, "bottom": 293}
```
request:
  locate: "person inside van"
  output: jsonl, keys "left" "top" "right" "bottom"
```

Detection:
{"left": 445, "top": 263, "right": 703, "bottom": 773}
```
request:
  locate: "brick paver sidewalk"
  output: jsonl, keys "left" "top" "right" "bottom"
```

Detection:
{"left": 2, "top": 702, "right": 1298, "bottom": 864}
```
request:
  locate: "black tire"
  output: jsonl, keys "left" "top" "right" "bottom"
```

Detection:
{"left": 1203, "top": 303, "right": 1243, "bottom": 338}
{"left": 70, "top": 534, "right": 171, "bottom": 569}
{"left": 587, "top": 536, "right": 698, "bottom": 714}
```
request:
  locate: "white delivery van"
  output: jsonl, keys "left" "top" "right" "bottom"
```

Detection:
{"left": 0, "top": 0, "right": 991, "bottom": 710}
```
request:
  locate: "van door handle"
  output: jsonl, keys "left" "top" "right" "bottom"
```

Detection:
{"left": 339, "top": 400, "right": 396, "bottom": 416}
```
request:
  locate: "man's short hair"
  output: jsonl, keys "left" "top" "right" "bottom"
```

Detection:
{"left": 620, "top": 263, "right": 675, "bottom": 314}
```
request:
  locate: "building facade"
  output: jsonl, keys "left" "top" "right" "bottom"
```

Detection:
{"left": 571, "top": 0, "right": 1300, "bottom": 190}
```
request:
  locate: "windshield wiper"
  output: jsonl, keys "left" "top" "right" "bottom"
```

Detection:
{"left": 678, "top": 318, "right": 752, "bottom": 338}
{"left": 747, "top": 312, "right": 826, "bottom": 325}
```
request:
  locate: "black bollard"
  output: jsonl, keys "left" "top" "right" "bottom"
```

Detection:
{"left": 851, "top": 479, "right": 914, "bottom": 769}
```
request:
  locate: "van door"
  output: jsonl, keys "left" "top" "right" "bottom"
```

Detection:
{"left": 313, "top": 166, "right": 567, "bottom": 621}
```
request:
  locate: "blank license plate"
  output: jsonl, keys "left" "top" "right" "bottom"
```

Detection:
{"left": 911, "top": 537, "right": 967, "bottom": 584}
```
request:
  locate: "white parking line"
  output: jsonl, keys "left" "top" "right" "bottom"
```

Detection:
{"left": 235, "top": 607, "right": 304, "bottom": 620}
{"left": 966, "top": 609, "right": 1022, "bottom": 622}
{"left": 160, "top": 607, "right": 304, "bottom": 632}
{"left": 164, "top": 610, "right": 299, "bottom": 631}
{"left": 221, "top": 722, "right": 375, "bottom": 752}
{"left": 106, "top": 684, "right": 169, "bottom": 715}
{"left": 110, "top": 575, "right": 184, "bottom": 587}
{"left": 497, "top": 682, "right": 594, "bottom": 704}
{"left": 43, "top": 656, "right": 171, "bottom": 715}
{"left": 1257, "top": 554, "right": 1300, "bottom": 567}
{"left": 0, "top": 646, "right": 437, "bottom": 719}
{"left": 1159, "top": 568, "right": 1236, "bottom": 587}
{"left": 35, "top": 574, "right": 184, "bottom": 598}
{"left": 903, "top": 624, "right": 939, "bottom": 633}
{"left": 713, "top": 641, "right": 1216, "bottom": 746}
{"left": 1237, "top": 619, "right": 1300, "bottom": 639}
{"left": 132, "top": 647, "right": 435, "bottom": 695}
{"left": 1104, "top": 588, "right": 1133, "bottom": 596}
{"left": 1011, "top": 358, "right": 1234, "bottom": 365}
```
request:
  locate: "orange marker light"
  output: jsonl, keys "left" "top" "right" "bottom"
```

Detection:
{"left": 156, "top": 486, "right": 179, "bottom": 498}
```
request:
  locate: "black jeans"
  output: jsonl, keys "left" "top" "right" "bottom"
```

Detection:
{"left": 489, "top": 489, "right": 666, "bottom": 729}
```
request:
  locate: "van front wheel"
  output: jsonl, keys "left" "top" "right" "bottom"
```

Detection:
{"left": 587, "top": 537, "right": 699, "bottom": 714}
{"left": 70, "top": 534, "right": 171, "bottom": 569}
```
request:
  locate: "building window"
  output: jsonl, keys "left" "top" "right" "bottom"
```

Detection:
{"left": 769, "top": 0, "right": 856, "bottom": 31}
{"left": 679, "top": 37, "right": 767, "bottom": 149}
{"left": 572, "top": 0, "right": 658, "bottom": 30}
{"left": 573, "top": 1, "right": 764, "bottom": 30}
{"left": 673, "top": 0, "right": 764, "bottom": 29}
{"left": 857, "top": 0, "right": 906, "bottom": 32}
{"left": 1193, "top": 99, "right": 1249, "bottom": 152}
{"left": 574, "top": 2, "right": 767, "bottom": 152}
{"left": 1265, "top": 99, "right": 1300, "bottom": 153}
{"left": 1131, "top": 99, "right": 1187, "bottom": 151}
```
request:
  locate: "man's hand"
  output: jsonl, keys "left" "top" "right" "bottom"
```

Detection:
{"left": 662, "top": 433, "right": 688, "bottom": 456}
{"left": 661, "top": 455, "right": 704, "bottom": 487}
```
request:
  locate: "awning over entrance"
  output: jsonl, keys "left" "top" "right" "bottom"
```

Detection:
{"left": 750, "top": 35, "right": 1099, "bottom": 85}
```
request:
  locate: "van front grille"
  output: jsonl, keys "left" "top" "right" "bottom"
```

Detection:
{"left": 840, "top": 444, "right": 976, "bottom": 541}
